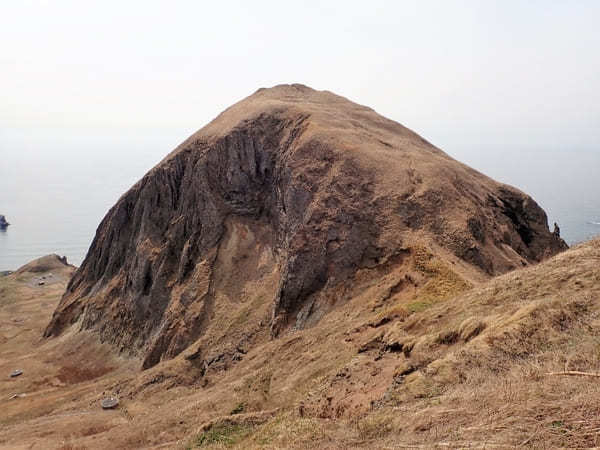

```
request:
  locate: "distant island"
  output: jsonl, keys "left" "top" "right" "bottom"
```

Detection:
{"left": 0, "top": 215, "right": 9, "bottom": 229}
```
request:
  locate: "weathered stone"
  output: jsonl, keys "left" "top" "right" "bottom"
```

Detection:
{"left": 100, "top": 397, "right": 119, "bottom": 409}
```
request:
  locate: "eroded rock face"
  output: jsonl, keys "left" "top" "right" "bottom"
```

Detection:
{"left": 44, "top": 84, "right": 567, "bottom": 368}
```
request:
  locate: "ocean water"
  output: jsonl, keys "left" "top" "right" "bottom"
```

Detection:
{"left": 0, "top": 130, "right": 174, "bottom": 271}
{"left": 448, "top": 147, "right": 600, "bottom": 247}
{"left": 0, "top": 131, "right": 598, "bottom": 271}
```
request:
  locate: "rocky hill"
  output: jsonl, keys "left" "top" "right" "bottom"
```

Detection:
{"left": 44, "top": 84, "right": 566, "bottom": 370}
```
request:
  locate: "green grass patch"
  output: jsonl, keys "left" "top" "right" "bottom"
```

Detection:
{"left": 406, "top": 301, "right": 431, "bottom": 313}
{"left": 186, "top": 424, "right": 251, "bottom": 448}
{"left": 248, "top": 414, "right": 327, "bottom": 447}
{"left": 354, "top": 412, "right": 395, "bottom": 440}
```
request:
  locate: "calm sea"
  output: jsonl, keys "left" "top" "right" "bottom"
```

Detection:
{"left": 0, "top": 130, "right": 175, "bottom": 271}
{"left": 1, "top": 130, "right": 598, "bottom": 271}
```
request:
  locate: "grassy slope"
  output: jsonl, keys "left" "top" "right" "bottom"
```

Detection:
{"left": 1, "top": 239, "right": 599, "bottom": 449}
{"left": 0, "top": 262, "right": 141, "bottom": 450}
{"left": 187, "top": 238, "right": 600, "bottom": 449}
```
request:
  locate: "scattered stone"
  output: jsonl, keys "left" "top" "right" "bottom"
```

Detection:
{"left": 10, "top": 370, "right": 23, "bottom": 378}
{"left": 101, "top": 397, "right": 119, "bottom": 409}
{"left": 38, "top": 281, "right": 45, "bottom": 286}
{"left": 9, "top": 393, "right": 25, "bottom": 400}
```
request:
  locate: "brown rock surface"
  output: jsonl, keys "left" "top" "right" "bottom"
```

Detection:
{"left": 44, "top": 84, "right": 566, "bottom": 368}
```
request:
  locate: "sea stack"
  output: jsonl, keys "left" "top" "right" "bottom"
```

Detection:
{"left": 44, "top": 84, "right": 567, "bottom": 369}
{"left": 0, "top": 215, "right": 9, "bottom": 229}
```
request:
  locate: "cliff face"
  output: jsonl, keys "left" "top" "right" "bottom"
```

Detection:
{"left": 44, "top": 84, "right": 566, "bottom": 368}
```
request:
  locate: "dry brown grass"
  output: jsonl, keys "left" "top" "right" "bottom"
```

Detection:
{"left": 2, "top": 240, "right": 600, "bottom": 449}
{"left": 192, "top": 238, "right": 600, "bottom": 449}
{"left": 412, "top": 244, "right": 473, "bottom": 305}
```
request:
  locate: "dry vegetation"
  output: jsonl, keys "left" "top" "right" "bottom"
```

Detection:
{"left": 1, "top": 239, "right": 600, "bottom": 448}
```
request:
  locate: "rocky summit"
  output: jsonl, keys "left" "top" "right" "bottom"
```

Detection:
{"left": 44, "top": 84, "right": 566, "bottom": 369}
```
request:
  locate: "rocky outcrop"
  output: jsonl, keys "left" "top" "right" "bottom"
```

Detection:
{"left": 16, "top": 254, "right": 72, "bottom": 274}
{"left": 44, "top": 84, "right": 567, "bottom": 368}
{"left": 0, "top": 215, "right": 9, "bottom": 229}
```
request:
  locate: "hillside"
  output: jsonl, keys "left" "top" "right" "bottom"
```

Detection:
{"left": 2, "top": 239, "right": 599, "bottom": 448}
{"left": 2, "top": 83, "right": 583, "bottom": 448}
{"left": 44, "top": 84, "right": 566, "bottom": 372}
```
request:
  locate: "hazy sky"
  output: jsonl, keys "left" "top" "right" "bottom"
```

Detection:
{"left": 2, "top": 0, "right": 599, "bottom": 154}
{"left": 1, "top": 0, "right": 599, "bottom": 269}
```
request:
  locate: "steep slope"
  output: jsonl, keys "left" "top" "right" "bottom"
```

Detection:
{"left": 44, "top": 84, "right": 566, "bottom": 368}
{"left": 176, "top": 237, "right": 599, "bottom": 449}
{"left": 2, "top": 241, "right": 598, "bottom": 449}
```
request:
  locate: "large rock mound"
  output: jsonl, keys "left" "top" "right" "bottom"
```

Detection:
{"left": 44, "top": 84, "right": 566, "bottom": 368}
{"left": 16, "top": 254, "right": 72, "bottom": 274}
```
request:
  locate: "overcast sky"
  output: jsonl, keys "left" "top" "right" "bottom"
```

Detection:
{"left": 2, "top": 0, "right": 599, "bottom": 155}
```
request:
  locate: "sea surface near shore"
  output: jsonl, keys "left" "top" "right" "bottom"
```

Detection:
{"left": 0, "top": 129, "right": 174, "bottom": 271}
{"left": 1, "top": 129, "right": 598, "bottom": 271}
